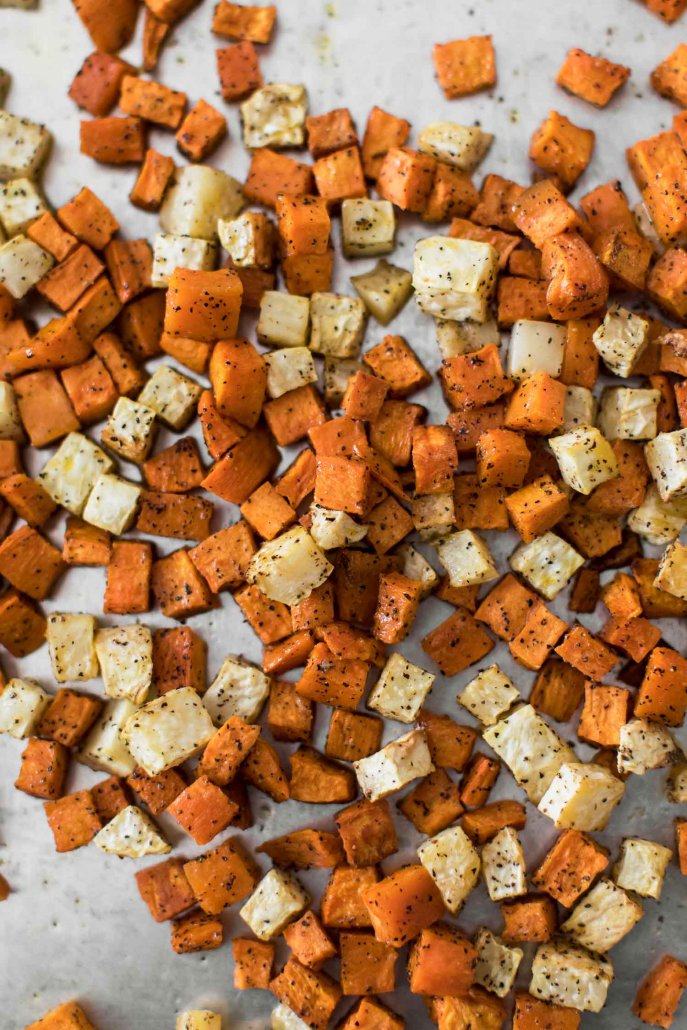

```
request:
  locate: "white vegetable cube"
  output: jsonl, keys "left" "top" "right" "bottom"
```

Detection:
{"left": 151, "top": 233, "right": 216, "bottom": 287}
{"left": 510, "top": 531, "right": 584, "bottom": 600}
{"left": 418, "top": 121, "right": 493, "bottom": 171}
{"left": 598, "top": 387, "right": 660, "bottom": 441}
{"left": 264, "top": 347, "right": 317, "bottom": 399}
{"left": 0, "top": 177, "right": 46, "bottom": 236}
{"left": 645, "top": 428, "right": 687, "bottom": 501}
{"left": 309, "top": 292, "right": 367, "bottom": 358}
{"left": 413, "top": 235, "right": 498, "bottom": 322}
{"left": 481, "top": 827, "right": 527, "bottom": 902}
{"left": 561, "top": 878, "right": 643, "bottom": 953}
{"left": 309, "top": 504, "right": 367, "bottom": 550}
{"left": 627, "top": 485, "right": 687, "bottom": 546}
{"left": 257, "top": 291, "right": 310, "bottom": 348}
{"left": 95, "top": 625, "right": 153, "bottom": 705}
{"left": 354, "top": 728, "right": 434, "bottom": 801}
{"left": 592, "top": 305, "right": 650, "bottom": 377}
{"left": 396, "top": 543, "right": 439, "bottom": 598}
{"left": 538, "top": 762, "right": 625, "bottom": 831}
{"left": 483, "top": 704, "right": 576, "bottom": 804}
{"left": 350, "top": 259, "right": 413, "bottom": 325}
{"left": 667, "top": 764, "right": 687, "bottom": 803}
{"left": 246, "top": 526, "right": 333, "bottom": 606}
{"left": 77, "top": 699, "right": 137, "bottom": 776}
{"left": 549, "top": 425, "right": 618, "bottom": 495}
{"left": 46, "top": 613, "right": 99, "bottom": 683}
{"left": 93, "top": 805, "right": 170, "bottom": 858}
{"left": 341, "top": 198, "right": 396, "bottom": 257}
{"left": 204, "top": 655, "right": 270, "bottom": 725}
{"left": 101, "top": 397, "right": 157, "bottom": 464}
{"left": 241, "top": 83, "right": 308, "bottom": 149}
{"left": 436, "top": 317, "right": 499, "bottom": 358}
{"left": 560, "top": 386, "right": 596, "bottom": 433}
{"left": 159, "top": 166, "right": 244, "bottom": 240}
{"left": 530, "top": 940, "right": 613, "bottom": 1013}
{"left": 0, "top": 678, "right": 50, "bottom": 738}
{"left": 218, "top": 211, "right": 274, "bottom": 269}
{"left": 412, "top": 492, "right": 456, "bottom": 541}
{"left": 0, "top": 233, "right": 52, "bottom": 298}
{"left": 655, "top": 540, "right": 687, "bottom": 600}
{"left": 38, "top": 432, "right": 113, "bottom": 515}
{"left": 323, "top": 356, "right": 363, "bottom": 406}
{"left": 240, "top": 869, "right": 309, "bottom": 941}
{"left": 0, "top": 381, "right": 23, "bottom": 441}
{"left": 0, "top": 111, "right": 51, "bottom": 180}
{"left": 459, "top": 665, "right": 519, "bottom": 727}
{"left": 82, "top": 473, "right": 141, "bottom": 535}
{"left": 123, "top": 687, "right": 214, "bottom": 775}
{"left": 176, "top": 1013, "right": 222, "bottom": 1030}
{"left": 507, "top": 320, "right": 565, "bottom": 380}
{"left": 436, "top": 530, "right": 498, "bottom": 588}
{"left": 614, "top": 837, "right": 672, "bottom": 900}
{"left": 271, "top": 1005, "right": 309, "bottom": 1030}
{"left": 474, "top": 929, "right": 523, "bottom": 998}
{"left": 367, "top": 653, "right": 435, "bottom": 724}
{"left": 417, "top": 824, "right": 480, "bottom": 913}
{"left": 138, "top": 366, "right": 202, "bottom": 430}
{"left": 617, "top": 718, "right": 680, "bottom": 775}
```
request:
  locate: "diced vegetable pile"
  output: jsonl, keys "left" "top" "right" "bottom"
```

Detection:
{"left": 4, "top": 0, "right": 687, "bottom": 1028}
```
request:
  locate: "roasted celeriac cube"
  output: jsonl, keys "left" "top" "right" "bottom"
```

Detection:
{"left": 240, "top": 83, "right": 308, "bottom": 149}
{"left": 367, "top": 653, "right": 435, "bottom": 724}
{"left": 613, "top": 837, "right": 672, "bottom": 900}
{"left": 667, "top": 763, "right": 687, "bottom": 802}
{"left": 341, "top": 198, "right": 396, "bottom": 257}
{"left": 617, "top": 718, "right": 681, "bottom": 775}
{"left": 0, "top": 110, "right": 51, "bottom": 180}
{"left": 458, "top": 665, "right": 520, "bottom": 727}
{"left": 645, "top": 428, "right": 687, "bottom": 501}
{"left": 218, "top": 211, "right": 274, "bottom": 268}
{"left": 412, "top": 492, "right": 456, "bottom": 541}
{"left": 437, "top": 530, "right": 498, "bottom": 588}
{"left": 538, "top": 762, "right": 625, "bottom": 831}
{"left": 396, "top": 543, "right": 439, "bottom": 598}
{"left": 627, "top": 485, "right": 687, "bottom": 545}
{"left": 46, "top": 612, "right": 99, "bottom": 683}
{"left": 257, "top": 291, "right": 310, "bottom": 348}
{"left": 323, "top": 356, "right": 363, "bottom": 405}
{"left": 436, "top": 316, "right": 499, "bottom": 358}
{"left": 0, "top": 233, "right": 52, "bottom": 298}
{"left": 93, "top": 805, "right": 170, "bottom": 858}
{"left": 159, "top": 165, "right": 244, "bottom": 240}
{"left": 308, "top": 504, "right": 367, "bottom": 550}
{"left": 95, "top": 625, "right": 153, "bottom": 705}
{"left": 123, "top": 687, "right": 214, "bottom": 775}
{"left": 350, "top": 259, "right": 413, "bottom": 325}
{"left": 82, "top": 473, "right": 141, "bottom": 535}
{"left": 0, "top": 381, "right": 24, "bottom": 441}
{"left": 271, "top": 1004, "right": 309, "bottom": 1030}
{"left": 592, "top": 305, "right": 650, "bottom": 377}
{"left": 0, "top": 177, "right": 46, "bottom": 235}
{"left": 530, "top": 939, "right": 613, "bottom": 1013}
{"left": 481, "top": 827, "right": 527, "bottom": 902}
{"left": 176, "top": 1012, "right": 222, "bottom": 1030}
{"left": 240, "top": 869, "right": 309, "bottom": 941}
{"left": 598, "top": 387, "right": 660, "bottom": 441}
{"left": 309, "top": 292, "right": 367, "bottom": 358}
{"left": 418, "top": 121, "right": 493, "bottom": 171}
{"left": 38, "top": 432, "right": 113, "bottom": 515}
{"left": 549, "top": 425, "right": 618, "bottom": 495}
{"left": 507, "top": 320, "right": 565, "bottom": 380}
{"left": 264, "top": 346, "right": 317, "bottom": 399}
{"left": 510, "top": 531, "right": 584, "bottom": 600}
{"left": 77, "top": 699, "right": 137, "bottom": 776}
{"left": 138, "top": 366, "right": 202, "bottom": 430}
{"left": 560, "top": 386, "right": 596, "bottom": 433}
{"left": 561, "top": 878, "right": 643, "bottom": 953}
{"left": 413, "top": 235, "right": 498, "bottom": 322}
{"left": 354, "top": 728, "right": 434, "bottom": 801}
{"left": 483, "top": 704, "right": 576, "bottom": 803}
{"left": 474, "top": 928, "right": 523, "bottom": 998}
{"left": 655, "top": 539, "right": 687, "bottom": 599}
{"left": 101, "top": 396, "right": 157, "bottom": 464}
{"left": 247, "top": 526, "right": 333, "bottom": 606}
{"left": 417, "top": 824, "right": 480, "bottom": 913}
{"left": 203, "top": 655, "right": 271, "bottom": 725}
{"left": 151, "top": 232, "right": 217, "bottom": 287}
{"left": 0, "top": 678, "right": 50, "bottom": 738}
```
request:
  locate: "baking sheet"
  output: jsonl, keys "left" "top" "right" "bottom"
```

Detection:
{"left": 1, "top": 0, "right": 687, "bottom": 1026}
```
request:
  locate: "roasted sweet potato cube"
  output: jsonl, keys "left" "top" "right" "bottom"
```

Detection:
{"left": 126, "top": 767, "right": 187, "bottom": 815}
{"left": 263, "top": 630, "right": 315, "bottom": 676}
{"left": 176, "top": 98, "right": 227, "bottom": 162}
{"left": 422, "top": 607, "right": 494, "bottom": 676}
{"left": 339, "top": 998, "right": 405, "bottom": 1030}
{"left": 270, "top": 958, "right": 342, "bottom": 1030}
{"left": 69, "top": 51, "right": 136, "bottom": 116}
{"left": 164, "top": 267, "right": 242, "bottom": 343}
{"left": 130, "top": 148, "right": 175, "bottom": 211}
{"left": 530, "top": 111, "right": 594, "bottom": 191}
{"left": 509, "top": 601, "right": 568, "bottom": 671}
{"left": 267, "top": 680, "right": 314, "bottom": 743}
{"left": 183, "top": 837, "right": 260, "bottom": 915}
{"left": 0, "top": 474, "right": 56, "bottom": 528}
{"left": 104, "top": 540, "right": 153, "bottom": 614}
{"left": 416, "top": 709, "right": 477, "bottom": 770}
{"left": 136, "top": 491, "right": 214, "bottom": 542}
{"left": 211, "top": 1, "right": 276, "bottom": 42}
{"left": 25, "top": 1001, "right": 101, "bottom": 1030}
{"left": 202, "top": 429, "right": 280, "bottom": 504}
{"left": 64, "top": 517, "right": 111, "bottom": 567}
{"left": 0, "top": 525, "right": 64, "bottom": 601}
{"left": 313, "top": 146, "right": 366, "bottom": 204}
{"left": 0, "top": 589, "right": 46, "bottom": 657}
{"left": 408, "top": 922, "right": 477, "bottom": 996}
{"left": 37, "top": 689, "right": 101, "bottom": 747}
{"left": 340, "top": 931, "right": 397, "bottom": 995}
{"left": 321, "top": 864, "right": 379, "bottom": 929}
{"left": 58, "top": 187, "right": 118, "bottom": 251}
{"left": 361, "top": 105, "right": 410, "bottom": 180}
{"left": 635, "top": 646, "right": 687, "bottom": 726}
{"left": 557, "top": 48, "right": 630, "bottom": 107}
{"left": 364, "top": 335, "right": 431, "bottom": 399}
{"left": 240, "top": 482, "right": 295, "bottom": 541}
{"left": 474, "top": 574, "right": 537, "bottom": 640}
{"left": 462, "top": 799, "right": 526, "bottom": 844}
{"left": 216, "top": 40, "right": 262, "bottom": 101}
{"left": 529, "top": 660, "right": 585, "bottom": 723}
{"left": 135, "top": 858, "right": 195, "bottom": 922}
{"left": 233, "top": 583, "right": 292, "bottom": 644}
{"left": 152, "top": 548, "right": 215, "bottom": 619}
{"left": 189, "top": 521, "right": 256, "bottom": 594}
{"left": 198, "top": 716, "right": 260, "bottom": 786}
{"left": 15, "top": 738, "right": 69, "bottom": 800}
{"left": 513, "top": 993, "right": 581, "bottom": 1030}
{"left": 44, "top": 789, "right": 101, "bottom": 852}
{"left": 577, "top": 682, "right": 631, "bottom": 747}
{"left": 335, "top": 798, "right": 398, "bottom": 867}
{"left": 633, "top": 955, "right": 687, "bottom": 1030}
{"left": 569, "top": 567, "right": 600, "bottom": 614}
{"left": 501, "top": 894, "right": 557, "bottom": 943}
{"left": 241, "top": 737, "right": 289, "bottom": 802}
{"left": 325, "top": 708, "right": 383, "bottom": 762}
{"left": 171, "top": 909, "right": 223, "bottom": 953}
{"left": 512, "top": 179, "right": 579, "bottom": 248}
{"left": 289, "top": 746, "right": 356, "bottom": 804}
{"left": 398, "top": 768, "right": 463, "bottom": 835}
{"left": 460, "top": 753, "right": 500, "bottom": 808}
{"left": 257, "top": 827, "right": 343, "bottom": 869}
{"left": 244, "top": 147, "right": 313, "bottom": 209}
{"left": 91, "top": 775, "right": 129, "bottom": 822}
{"left": 377, "top": 148, "right": 436, "bottom": 213}
{"left": 296, "top": 642, "right": 369, "bottom": 710}
{"left": 506, "top": 475, "right": 569, "bottom": 544}
{"left": 167, "top": 774, "right": 237, "bottom": 845}
{"left": 362, "top": 864, "right": 444, "bottom": 947}
{"left": 554, "top": 625, "right": 617, "bottom": 680}
{"left": 532, "top": 829, "right": 608, "bottom": 907}
{"left": 14, "top": 370, "right": 80, "bottom": 449}
{"left": 264, "top": 384, "right": 327, "bottom": 447}
{"left": 150, "top": 627, "right": 205, "bottom": 699}
{"left": 233, "top": 938, "right": 274, "bottom": 990}
{"left": 433, "top": 34, "right": 496, "bottom": 98}
{"left": 283, "top": 911, "right": 337, "bottom": 970}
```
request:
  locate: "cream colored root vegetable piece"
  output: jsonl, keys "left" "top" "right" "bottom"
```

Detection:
{"left": 482, "top": 704, "right": 576, "bottom": 804}
{"left": 159, "top": 165, "right": 244, "bottom": 239}
{"left": 627, "top": 485, "right": 687, "bottom": 546}
{"left": 257, "top": 291, "right": 310, "bottom": 348}
{"left": 240, "top": 869, "right": 309, "bottom": 941}
{"left": 645, "top": 428, "right": 687, "bottom": 502}
{"left": 481, "top": 827, "right": 527, "bottom": 902}
{"left": 123, "top": 687, "right": 214, "bottom": 775}
{"left": 592, "top": 305, "right": 650, "bottom": 377}
{"left": 101, "top": 397, "right": 157, "bottom": 464}
{"left": 474, "top": 928, "right": 523, "bottom": 998}
{"left": 412, "top": 492, "right": 455, "bottom": 540}
{"left": 458, "top": 665, "right": 519, "bottom": 727}
{"left": 176, "top": 1012, "right": 222, "bottom": 1030}
{"left": 510, "top": 531, "right": 584, "bottom": 600}
{"left": 218, "top": 212, "right": 272, "bottom": 268}
{"left": 396, "top": 543, "right": 439, "bottom": 597}
{"left": 308, "top": 504, "right": 368, "bottom": 550}
{"left": 240, "top": 83, "right": 308, "bottom": 149}
{"left": 95, "top": 625, "right": 153, "bottom": 705}
{"left": 0, "top": 177, "right": 47, "bottom": 235}
{"left": 617, "top": 718, "right": 681, "bottom": 775}
{"left": 350, "top": 259, "right": 413, "bottom": 324}
{"left": 0, "top": 110, "right": 51, "bottom": 180}
{"left": 549, "top": 425, "right": 618, "bottom": 495}
{"left": 264, "top": 347, "right": 317, "bottom": 399}
{"left": 309, "top": 292, "right": 367, "bottom": 358}
{"left": 247, "top": 526, "right": 333, "bottom": 606}
{"left": 0, "top": 678, "right": 50, "bottom": 738}
{"left": 82, "top": 473, "right": 141, "bottom": 536}
{"left": 597, "top": 387, "right": 660, "bottom": 441}
{"left": 418, "top": 121, "right": 493, "bottom": 171}
{"left": 138, "top": 366, "right": 203, "bottom": 431}
{"left": 667, "top": 763, "right": 687, "bottom": 803}
{"left": 93, "top": 805, "right": 170, "bottom": 858}
{"left": 0, "top": 381, "right": 24, "bottom": 441}
{"left": 77, "top": 699, "right": 137, "bottom": 777}
{"left": 655, "top": 539, "right": 687, "bottom": 599}
{"left": 151, "top": 232, "right": 217, "bottom": 287}
{"left": 38, "top": 432, "right": 113, "bottom": 515}
{"left": 0, "top": 233, "right": 53, "bottom": 298}
{"left": 561, "top": 878, "right": 643, "bottom": 953}
{"left": 507, "top": 320, "right": 565, "bottom": 380}
{"left": 271, "top": 1004, "right": 309, "bottom": 1030}
{"left": 354, "top": 728, "right": 434, "bottom": 801}
{"left": 560, "top": 386, "right": 596, "bottom": 433}
{"left": 538, "top": 762, "right": 625, "bottom": 831}
{"left": 436, "top": 316, "right": 499, "bottom": 358}
{"left": 203, "top": 655, "right": 271, "bottom": 725}
{"left": 341, "top": 197, "right": 396, "bottom": 257}
{"left": 413, "top": 235, "right": 499, "bottom": 322}
{"left": 46, "top": 613, "right": 99, "bottom": 683}
{"left": 613, "top": 837, "right": 672, "bottom": 900}
{"left": 417, "top": 824, "right": 480, "bottom": 913}
{"left": 530, "top": 939, "right": 613, "bottom": 1013}
{"left": 367, "top": 653, "right": 435, "bottom": 724}
{"left": 436, "top": 529, "right": 499, "bottom": 587}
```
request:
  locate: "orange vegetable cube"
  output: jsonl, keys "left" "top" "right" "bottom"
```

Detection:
{"left": 135, "top": 857, "right": 195, "bottom": 923}
{"left": 216, "top": 40, "right": 262, "bottom": 101}
{"left": 557, "top": 48, "right": 630, "bottom": 107}
{"left": 361, "top": 105, "right": 410, "bottom": 180}
{"left": 164, "top": 267, "right": 243, "bottom": 342}
{"left": 313, "top": 146, "right": 366, "bottom": 204}
{"left": 16, "top": 738, "right": 69, "bottom": 800}
{"left": 283, "top": 911, "right": 337, "bottom": 970}
{"left": 130, "top": 148, "right": 176, "bottom": 211}
{"left": 44, "top": 789, "right": 101, "bottom": 852}
{"left": 377, "top": 148, "right": 436, "bottom": 213}
{"left": 530, "top": 111, "right": 594, "bottom": 191}
{"left": 233, "top": 938, "right": 274, "bottom": 989}
{"left": 362, "top": 864, "right": 444, "bottom": 947}
{"left": 432, "top": 35, "right": 496, "bottom": 98}
{"left": 183, "top": 837, "right": 259, "bottom": 914}
{"left": 176, "top": 98, "right": 227, "bottom": 161}
{"left": 211, "top": 1, "right": 276, "bottom": 42}
{"left": 501, "top": 894, "right": 557, "bottom": 943}
{"left": 633, "top": 955, "right": 687, "bottom": 1029}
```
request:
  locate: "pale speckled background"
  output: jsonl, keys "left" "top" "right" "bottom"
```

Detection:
{"left": 0, "top": 0, "right": 686, "bottom": 1027}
